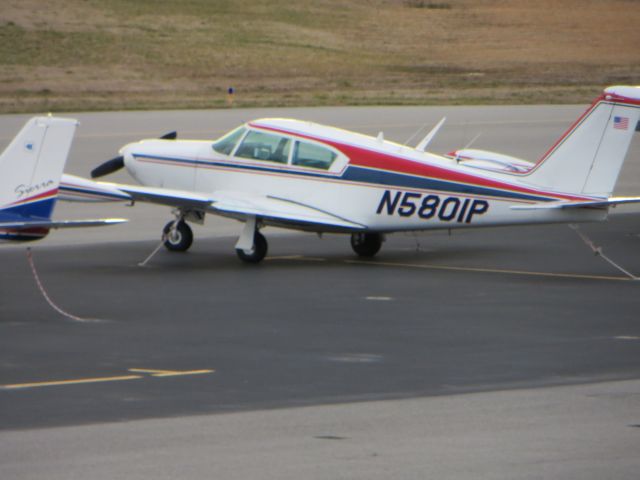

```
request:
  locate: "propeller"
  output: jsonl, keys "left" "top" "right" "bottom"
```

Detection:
{"left": 91, "top": 155, "right": 125, "bottom": 178}
{"left": 90, "top": 131, "right": 177, "bottom": 178}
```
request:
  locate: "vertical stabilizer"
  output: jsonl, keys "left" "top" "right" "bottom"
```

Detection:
{"left": 0, "top": 117, "right": 78, "bottom": 219}
{"left": 524, "top": 86, "right": 640, "bottom": 197}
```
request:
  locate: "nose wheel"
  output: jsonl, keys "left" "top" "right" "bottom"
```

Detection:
{"left": 236, "top": 231, "right": 268, "bottom": 263}
{"left": 350, "top": 232, "right": 383, "bottom": 257}
{"left": 163, "top": 220, "right": 193, "bottom": 252}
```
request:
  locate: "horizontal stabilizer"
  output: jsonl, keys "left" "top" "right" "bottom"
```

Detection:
{"left": 0, "top": 218, "right": 127, "bottom": 229}
{"left": 511, "top": 196, "right": 640, "bottom": 210}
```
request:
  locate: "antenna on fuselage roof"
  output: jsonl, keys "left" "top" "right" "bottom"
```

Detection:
{"left": 403, "top": 123, "right": 427, "bottom": 146}
{"left": 415, "top": 117, "right": 447, "bottom": 152}
{"left": 464, "top": 132, "right": 482, "bottom": 149}
{"left": 453, "top": 132, "right": 483, "bottom": 163}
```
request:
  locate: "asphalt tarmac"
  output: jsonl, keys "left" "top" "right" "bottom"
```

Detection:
{"left": 1, "top": 105, "right": 639, "bottom": 478}
{"left": 1, "top": 215, "right": 639, "bottom": 431}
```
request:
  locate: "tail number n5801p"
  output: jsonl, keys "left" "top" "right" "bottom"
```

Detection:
{"left": 376, "top": 190, "right": 488, "bottom": 223}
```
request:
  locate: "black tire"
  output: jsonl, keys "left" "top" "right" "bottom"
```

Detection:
{"left": 350, "top": 232, "right": 383, "bottom": 257}
{"left": 163, "top": 220, "right": 193, "bottom": 252}
{"left": 236, "top": 231, "right": 268, "bottom": 263}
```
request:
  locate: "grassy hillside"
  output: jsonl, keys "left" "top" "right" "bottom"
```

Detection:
{"left": 1, "top": 0, "right": 639, "bottom": 112}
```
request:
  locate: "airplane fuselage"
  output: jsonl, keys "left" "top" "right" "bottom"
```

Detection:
{"left": 121, "top": 122, "right": 606, "bottom": 234}
{"left": 74, "top": 87, "right": 640, "bottom": 263}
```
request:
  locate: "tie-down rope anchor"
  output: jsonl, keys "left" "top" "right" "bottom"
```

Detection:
{"left": 569, "top": 224, "right": 639, "bottom": 280}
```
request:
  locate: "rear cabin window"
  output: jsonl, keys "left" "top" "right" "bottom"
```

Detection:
{"left": 212, "top": 126, "right": 247, "bottom": 155}
{"left": 292, "top": 141, "right": 337, "bottom": 170}
{"left": 235, "top": 131, "right": 291, "bottom": 164}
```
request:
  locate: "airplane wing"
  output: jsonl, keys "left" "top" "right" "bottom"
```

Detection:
{"left": 61, "top": 175, "right": 213, "bottom": 209}
{"left": 511, "top": 197, "right": 640, "bottom": 210}
{"left": 209, "top": 191, "right": 367, "bottom": 231}
{"left": 61, "top": 175, "right": 365, "bottom": 231}
{"left": 60, "top": 174, "right": 132, "bottom": 202}
{"left": 99, "top": 181, "right": 214, "bottom": 210}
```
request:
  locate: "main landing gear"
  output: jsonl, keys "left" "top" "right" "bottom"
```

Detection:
{"left": 350, "top": 232, "right": 383, "bottom": 258}
{"left": 162, "top": 219, "right": 193, "bottom": 252}
{"left": 160, "top": 213, "right": 269, "bottom": 263}
{"left": 234, "top": 216, "right": 268, "bottom": 263}
{"left": 159, "top": 216, "right": 381, "bottom": 263}
{"left": 235, "top": 230, "right": 268, "bottom": 263}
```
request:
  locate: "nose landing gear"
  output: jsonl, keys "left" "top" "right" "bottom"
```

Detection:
{"left": 162, "top": 219, "right": 193, "bottom": 252}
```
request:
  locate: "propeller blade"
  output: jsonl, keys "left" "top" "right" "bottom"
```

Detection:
{"left": 91, "top": 155, "right": 125, "bottom": 178}
{"left": 160, "top": 131, "right": 177, "bottom": 140}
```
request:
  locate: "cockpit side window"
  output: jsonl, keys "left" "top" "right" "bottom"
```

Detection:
{"left": 235, "top": 130, "right": 291, "bottom": 164}
{"left": 212, "top": 126, "right": 247, "bottom": 155}
{"left": 292, "top": 141, "right": 337, "bottom": 170}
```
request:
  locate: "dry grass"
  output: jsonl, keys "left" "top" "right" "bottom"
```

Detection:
{"left": 1, "top": 0, "right": 639, "bottom": 112}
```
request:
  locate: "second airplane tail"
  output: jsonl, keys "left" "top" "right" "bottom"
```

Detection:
{"left": 0, "top": 116, "right": 78, "bottom": 219}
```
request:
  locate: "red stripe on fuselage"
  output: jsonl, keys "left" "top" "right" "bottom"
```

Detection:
{"left": 252, "top": 123, "right": 593, "bottom": 202}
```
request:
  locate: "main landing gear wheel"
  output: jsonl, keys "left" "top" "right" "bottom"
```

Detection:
{"left": 163, "top": 220, "right": 193, "bottom": 252}
{"left": 350, "top": 232, "right": 383, "bottom": 258}
{"left": 236, "top": 231, "right": 268, "bottom": 263}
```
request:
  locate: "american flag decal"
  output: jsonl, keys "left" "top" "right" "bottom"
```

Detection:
{"left": 613, "top": 116, "right": 629, "bottom": 130}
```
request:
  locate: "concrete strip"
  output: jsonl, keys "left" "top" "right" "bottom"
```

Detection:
{"left": 1, "top": 379, "right": 638, "bottom": 480}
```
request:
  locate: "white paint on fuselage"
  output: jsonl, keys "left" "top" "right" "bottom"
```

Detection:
{"left": 125, "top": 138, "right": 605, "bottom": 233}
{"left": 123, "top": 139, "right": 205, "bottom": 191}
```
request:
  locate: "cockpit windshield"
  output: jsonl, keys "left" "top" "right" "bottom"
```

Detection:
{"left": 236, "top": 130, "right": 292, "bottom": 164}
{"left": 212, "top": 124, "right": 347, "bottom": 172}
{"left": 212, "top": 126, "right": 247, "bottom": 155}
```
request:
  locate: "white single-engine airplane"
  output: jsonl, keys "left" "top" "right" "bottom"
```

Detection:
{"left": 62, "top": 86, "right": 640, "bottom": 262}
{"left": 0, "top": 116, "right": 126, "bottom": 242}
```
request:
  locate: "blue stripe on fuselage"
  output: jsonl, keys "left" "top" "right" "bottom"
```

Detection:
{"left": 133, "top": 153, "right": 327, "bottom": 180}
{"left": 342, "top": 166, "right": 548, "bottom": 202}
{"left": 133, "top": 153, "right": 552, "bottom": 203}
